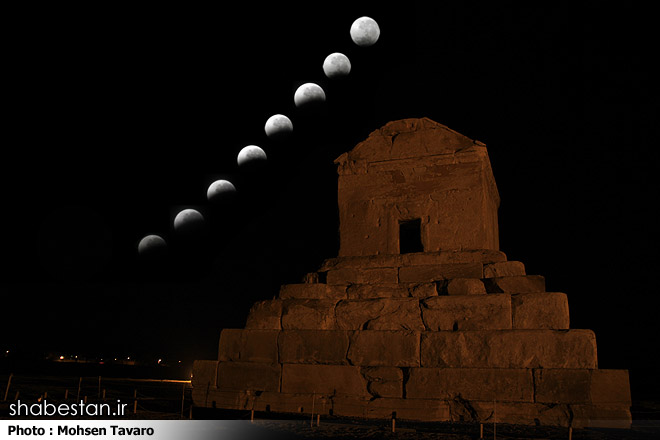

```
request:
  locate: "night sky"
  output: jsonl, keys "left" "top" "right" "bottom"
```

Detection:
{"left": 2, "top": 3, "right": 656, "bottom": 387}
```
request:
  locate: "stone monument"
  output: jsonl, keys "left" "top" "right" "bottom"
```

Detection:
{"left": 192, "top": 118, "right": 631, "bottom": 428}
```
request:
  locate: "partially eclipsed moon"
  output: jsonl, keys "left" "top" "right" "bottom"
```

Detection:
{"left": 138, "top": 234, "right": 167, "bottom": 256}
{"left": 350, "top": 16, "right": 380, "bottom": 47}
{"left": 207, "top": 179, "right": 236, "bottom": 203}
{"left": 173, "top": 209, "right": 204, "bottom": 233}
{"left": 237, "top": 145, "right": 267, "bottom": 167}
{"left": 294, "top": 83, "right": 326, "bottom": 108}
{"left": 264, "top": 114, "right": 293, "bottom": 139}
{"left": 323, "top": 53, "right": 351, "bottom": 79}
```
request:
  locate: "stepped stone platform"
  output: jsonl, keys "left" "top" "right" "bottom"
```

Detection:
{"left": 192, "top": 118, "right": 631, "bottom": 428}
{"left": 193, "top": 251, "right": 630, "bottom": 428}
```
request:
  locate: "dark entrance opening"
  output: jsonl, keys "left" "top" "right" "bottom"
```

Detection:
{"left": 399, "top": 218, "right": 423, "bottom": 254}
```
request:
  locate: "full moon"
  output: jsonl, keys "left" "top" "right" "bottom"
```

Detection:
{"left": 207, "top": 179, "right": 236, "bottom": 203}
{"left": 323, "top": 53, "right": 351, "bottom": 79}
{"left": 237, "top": 145, "right": 267, "bottom": 167}
{"left": 137, "top": 234, "right": 167, "bottom": 257}
{"left": 173, "top": 209, "right": 204, "bottom": 234}
{"left": 350, "top": 16, "right": 380, "bottom": 47}
{"left": 294, "top": 83, "right": 326, "bottom": 108}
{"left": 264, "top": 114, "right": 293, "bottom": 139}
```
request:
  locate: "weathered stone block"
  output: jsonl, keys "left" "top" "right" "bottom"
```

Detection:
{"left": 406, "top": 368, "right": 534, "bottom": 402}
{"left": 407, "top": 283, "right": 438, "bottom": 298}
{"left": 244, "top": 300, "right": 282, "bottom": 330}
{"left": 421, "top": 332, "right": 486, "bottom": 368}
{"left": 250, "top": 392, "right": 330, "bottom": 414}
{"left": 218, "top": 329, "right": 279, "bottom": 363}
{"left": 402, "top": 249, "right": 507, "bottom": 265}
{"left": 483, "top": 261, "right": 526, "bottom": 278}
{"left": 279, "top": 283, "right": 346, "bottom": 300}
{"left": 347, "top": 330, "right": 420, "bottom": 367}
{"left": 590, "top": 370, "right": 631, "bottom": 404}
{"left": 534, "top": 369, "right": 591, "bottom": 404}
{"left": 446, "top": 278, "right": 486, "bottom": 295}
{"left": 191, "top": 388, "right": 252, "bottom": 410}
{"left": 281, "top": 299, "right": 338, "bottom": 330}
{"left": 278, "top": 330, "right": 350, "bottom": 364}
{"left": 361, "top": 367, "right": 403, "bottom": 398}
{"left": 571, "top": 404, "right": 632, "bottom": 429}
{"left": 399, "top": 263, "right": 483, "bottom": 283}
{"left": 421, "top": 330, "right": 598, "bottom": 369}
{"left": 486, "top": 329, "right": 597, "bottom": 369}
{"left": 346, "top": 284, "right": 408, "bottom": 299}
{"left": 484, "top": 275, "right": 545, "bottom": 293}
{"left": 512, "top": 292, "right": 569, "bottom": 329}
{"left": 192, "top": 360, "right": 218, "bottom": 388}
{"left": 326, "top": 267, "right": 398, "bottom": 285}
{"left": 281, "top": 364, "right": 369, "bottom": 396}
{"left": 421, "top": 295, "right": 511, "bottom": 331}
{"left": 319, "top": 254, "right": 401, "bottom": 271}
{"left": 469, "top": 401, "right": 573, "bottom": 426}
{"left": 217, "top": 362, "right": 281, "bottom": 392}
{"left": 335, "top": 298, "right": 425, "bottom": 330}
{"left": 365, "top": 398, "right": 450, "bottom": 421}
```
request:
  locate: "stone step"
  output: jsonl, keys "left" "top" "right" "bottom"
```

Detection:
{"left": 284, "top": 271, "right": 537, "bottom": 298}
{"left": 281, "top": 282, "right": 476, "bottom": 300}
{"left": 279, "top": 284, "right": 348, "bottom": 300}
{"left": 191, "top": 385, "right": 631, "bottom": 428}
{"left": 318, "top": 250, "right": 508, "bottom": 272}
{"left": 245, "top": 292, "right": 569, "bottom": 331}
{"left": 192, "top": 361, "right": 630, "bottom": 428}
{"left": 484, "top": 275, "right": 545, "bottom": 293}
{"left": 218, "top": 328, "right": 594, "bottom": 369}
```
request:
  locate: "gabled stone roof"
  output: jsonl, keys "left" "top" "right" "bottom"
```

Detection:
{"left": 335, "top": 117, "right": 485, "bottom": 165}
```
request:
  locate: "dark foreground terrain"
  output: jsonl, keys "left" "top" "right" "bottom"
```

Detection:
{"left": 1, "top": 362, "right": 659, "bottom": 439}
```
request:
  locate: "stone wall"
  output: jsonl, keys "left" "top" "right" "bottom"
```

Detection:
{"left": 334, "top": 119, "right": 500, "bottom": 256}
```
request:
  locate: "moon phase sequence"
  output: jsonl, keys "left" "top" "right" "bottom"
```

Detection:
{"left": 138, "top": 16, "right": 381, "bottom": 255}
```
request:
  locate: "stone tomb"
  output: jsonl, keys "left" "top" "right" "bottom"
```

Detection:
{"left": 192, "top": 118, "right": 631, "bottom": 428}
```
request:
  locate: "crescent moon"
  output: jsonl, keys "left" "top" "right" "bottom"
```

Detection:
{"left": 264, "top": 114, "right": 293, "bottom": 139}
{"left": 173, "top": 209, "right": 204, "bottom": 233}
{"left": 237, "top": 145, "right": 267, "bottom": 167}
{"left": 137, "top": 234, "right": 167, "bottom": 256}
{"left": 207, "top": 179, "right": 237, "bottom": 203}
{"left": 294, "top": 83, "right": 326, "bottom": 108}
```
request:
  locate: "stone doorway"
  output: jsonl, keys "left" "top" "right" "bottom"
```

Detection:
{"left": 399, "top": 218, "right": 423, "bottom": 254}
